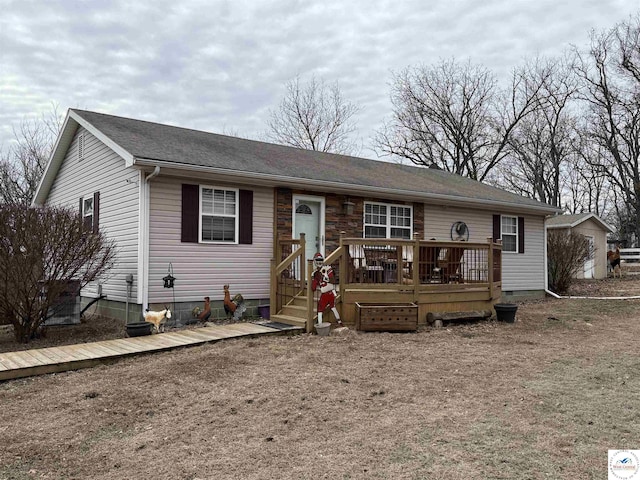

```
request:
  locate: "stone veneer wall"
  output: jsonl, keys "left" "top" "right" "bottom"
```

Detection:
{"left": 276, "top": 187, "right": 425, "bottom": 252}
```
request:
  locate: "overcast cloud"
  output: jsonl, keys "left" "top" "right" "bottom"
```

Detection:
{"left": 0, "top": 0, "right": 637, "bottom": 157}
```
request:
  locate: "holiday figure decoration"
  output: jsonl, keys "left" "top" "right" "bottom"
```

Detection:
{"left": 311, "top": 253, "right": 343, "bottom": 327}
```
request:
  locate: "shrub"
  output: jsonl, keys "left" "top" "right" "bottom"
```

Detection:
{"left": 547, "top": 230, "right": 594, "bottom": 293}
{"left": 0, "top": 204, "right": 116, "bottom": 343}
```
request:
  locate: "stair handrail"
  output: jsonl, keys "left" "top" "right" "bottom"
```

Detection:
{"left": 271, "top": 234, "right": 306, "bottom": 316}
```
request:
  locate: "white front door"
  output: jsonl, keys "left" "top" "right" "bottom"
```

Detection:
{"left": 584, "top": 235, "right": 595, "bottom": 279}
{"left": 293, "top": 195, "right": 325, "bottom": 264}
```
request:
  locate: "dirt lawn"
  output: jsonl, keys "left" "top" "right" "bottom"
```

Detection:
{"left": 1, "top": 277, "right": 639, "bottom": 479}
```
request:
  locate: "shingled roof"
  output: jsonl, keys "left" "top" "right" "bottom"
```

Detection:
{"left": 36, "top": 109, "right": 560, "bottom": 214}
{"left": 546, "top": 213, "right": 614, "bottom": 231}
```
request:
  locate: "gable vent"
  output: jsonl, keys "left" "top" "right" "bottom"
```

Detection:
{"left": 77, "top": 132, "right": 85, "bottom": 161}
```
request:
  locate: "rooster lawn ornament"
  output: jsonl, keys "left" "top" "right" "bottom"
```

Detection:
{"left": 311, "top": 253, "right": 343, "bottom": 327}
{"left": 223, "top": 285, "right": 246, "bottom": 320}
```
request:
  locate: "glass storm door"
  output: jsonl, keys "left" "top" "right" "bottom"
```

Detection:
{"left": 293, "top": 195, "right": 325, "bottom": 264}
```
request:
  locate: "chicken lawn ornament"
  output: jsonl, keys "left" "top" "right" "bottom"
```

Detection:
{"left": 311, "top": 253, "right": 344, "bottom": 327}
{"left": 223, "top": 285, "right": 246, "bottom": 320}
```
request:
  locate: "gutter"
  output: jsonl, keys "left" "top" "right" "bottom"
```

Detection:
{"left": 132, "top": 157, "right": 561, "bottom": 216}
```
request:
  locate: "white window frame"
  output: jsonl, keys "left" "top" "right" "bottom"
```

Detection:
{"left": 363, "top": 201, "right": 413, "bottom": 239}
{"left": 199, "top": 186, "right": 239, "bottom": 244}
{"left": 501, "top": 215, "right": 518, "bottom": 253}
{"left": 82, "top": 196, "right": 94, "bottom": 230}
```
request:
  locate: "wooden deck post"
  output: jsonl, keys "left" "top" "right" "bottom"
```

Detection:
{"left": 306, "top": 259, "right": 314, "bottom": 333}
{"left": 299, "top": 233, "right": 306, "bottom": 283}
{"left": 487, "top": 237, "right": 494, "bottom": 300}
{"left": 339, "top": 232, "right": 346, "bottom": 319}
{"left": 413, "top": 232, "right": 420, "bottom": 302}
{"left": 270, "top": 258, "right": 277, "bottom": 314}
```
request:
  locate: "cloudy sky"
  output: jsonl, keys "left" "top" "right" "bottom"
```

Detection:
{"left": 1, "top": 0, "right": 637, "bottom": 158}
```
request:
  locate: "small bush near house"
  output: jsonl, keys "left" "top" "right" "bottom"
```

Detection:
{"left": 547, "top": 230, "right": 593, "bottom": 293}
{"left": 0, "top": 204, "right": 116, "bottom": 343}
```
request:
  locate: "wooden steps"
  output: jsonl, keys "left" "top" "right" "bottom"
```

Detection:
{"left": 270, "top": 314, "right": 306, "bottom": 328}
{"left": 0, "top": 322, "right": 303, "bottom": 382}
{"left": 270, "top": 292, "right": 311, "bottom": 329}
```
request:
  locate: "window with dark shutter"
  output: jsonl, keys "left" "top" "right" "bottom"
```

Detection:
{"left": 181, "top": 184, "right": 253, "bottom": 244}
{"left": 494, "top": 214, "right": 525, "bottom": 253}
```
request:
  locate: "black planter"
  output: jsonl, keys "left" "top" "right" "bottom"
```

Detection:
{"left": 494, "top": 303, "right": 517, "bottom": 323}
{"left": 126, "top": 321, "right": 154, "bottom": 337}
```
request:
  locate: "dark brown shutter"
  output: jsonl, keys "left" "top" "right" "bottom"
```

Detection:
{"left": 181, "top": 184, "right": 199, "bottom": 243}
{"left": 518, "top": 216, "right": 525, "bottom": 253}
{"left": 238, "top": 189, "right": 253, "bottom": 245}
{"left": 93, "top": 191, "right": 100, "bottom": 234}
{"left": 79, "top": 197, "right": 83, "bottom": 219}
{"left": 492, "top": 215, "right": 501, "bottom": 242}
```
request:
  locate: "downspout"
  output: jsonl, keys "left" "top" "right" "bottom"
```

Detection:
{"left": 141, "top": 166, "right": 160, "bottom": 311}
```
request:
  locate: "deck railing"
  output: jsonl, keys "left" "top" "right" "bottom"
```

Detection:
{"left": 339, "top": 237, "right": 502, "bottom": 287}
{"left": 272, "top": 235, "right": 502, "bottom": 330}
{"left": 270, "top": 233, "right": 306, "bottom": 315}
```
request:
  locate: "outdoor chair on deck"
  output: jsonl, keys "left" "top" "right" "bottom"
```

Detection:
{"left": 419, "top": 246, "right": 442, "bottom": 283}
{"left": 438, "top": 247, "right": 465, "bottom": 283}
{"left": 348, "top": 245, "right": 397, "bottom": 283}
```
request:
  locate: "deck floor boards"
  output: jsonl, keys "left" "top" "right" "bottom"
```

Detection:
{"left": 0, "top": 322, "right": 302, "bottom": 381}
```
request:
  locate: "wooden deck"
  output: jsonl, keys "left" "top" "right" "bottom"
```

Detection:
{"left": 0, "top": 322, "right": 302, "bottom": 382}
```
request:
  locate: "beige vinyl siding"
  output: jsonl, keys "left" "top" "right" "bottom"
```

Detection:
{"left": 45, "top": 127, "right": 140, "bottom": 301}
{"left": 424, "top": 205, "right": 546, "bottom": 292}
{"left": 147, "top": 177, "right": 273, "bottom": 304}
{"left": 572, "top": 219, "right": 609, "bottom": 279}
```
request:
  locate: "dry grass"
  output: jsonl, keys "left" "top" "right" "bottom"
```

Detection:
{"left": 1, "top": 278, "right": 640, "bottom": 479}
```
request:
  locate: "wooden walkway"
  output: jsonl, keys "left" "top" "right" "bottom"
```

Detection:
{"left": 0, "top": 322, "right": 302, "bottom": 382}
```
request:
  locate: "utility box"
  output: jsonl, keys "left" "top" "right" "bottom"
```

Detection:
{"left": 44, "top": 280, "right": 81, "bottom": 326}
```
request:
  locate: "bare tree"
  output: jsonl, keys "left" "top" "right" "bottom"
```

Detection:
{"left": 375, "top": 58, "right": 547, "bottom": 181}
{"left": 573, "top": 16, "right": 640, "bottom": 244}
{"left": 0, "top": 104, "right": 63, "bottom": 206}
{"left": 266, "top": 75, "right": 360, "bottom": 154}
{"left": 563, "top": 136, "right": 614, "bottom": 216}
{"left": 498, "top": 56, "right": 580, "bottom": 207}
{"left": 0, "top": 204, "right": 116, "bottom": 343}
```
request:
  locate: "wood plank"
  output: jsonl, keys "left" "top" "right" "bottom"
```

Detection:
{"left": 52, "top": 345, "right": 87, "bottom": 362}
{"left": 3, "top": 351, "right": 39, "bottom": 369}
{"left": 26, "top": 348, "right": 57, "bottom": 365}
{"left": 191, "top": 327, "right": 225, "bottom": 339}
{"left": 14, "top": 350, "right": 49, "bottom": 366}
{"left": 114, "top": 338, "right": 158, "bottom": 353}
{"left": 39, "top": 346, "right": 80, "bottom": 363}
{"left": 224, "top": 323, "right": 273, "bottom": 335}
{"left": 173, "top": 330, "right": 221, "bottom": 342}
{"left": 92, "top": 340, "right": 136, "bottom": 355}
{"left": 65, "top": 344, "right": 100, "bottom": 360}
{"left": 83, "top": 342, "right": 122, "bottom": 358}
{"left": 0, "top": 354, "right": 24, "bottom": 370}
{"left": 139, "top": 334, "right": 194, "bottom": 348}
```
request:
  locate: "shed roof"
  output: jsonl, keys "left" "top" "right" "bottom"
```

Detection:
{"left": 35, "top": 109, "right": 561, "bottom": 215}
{"left": 546, "top": 213, "right": 614, "bottom": 232}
